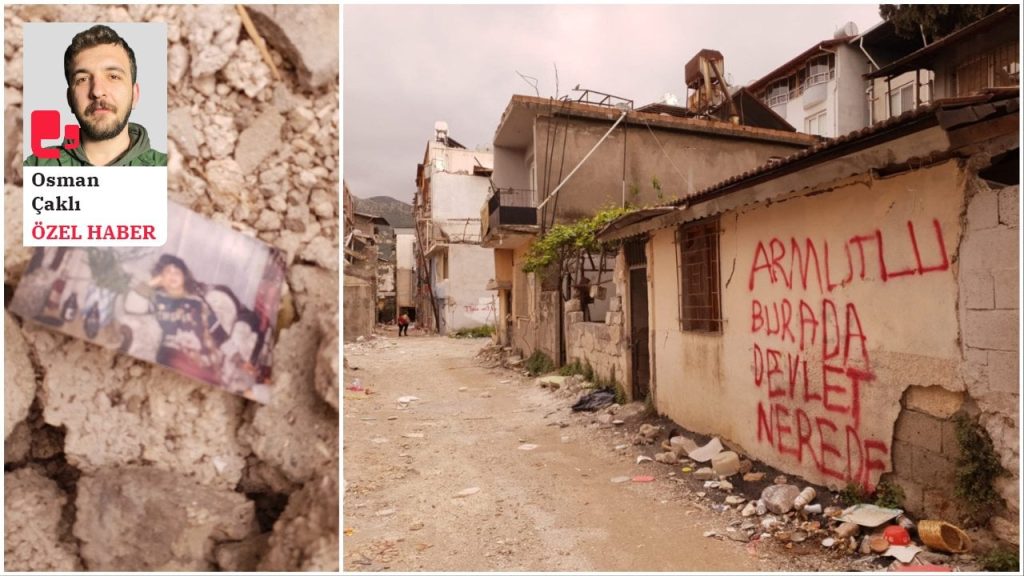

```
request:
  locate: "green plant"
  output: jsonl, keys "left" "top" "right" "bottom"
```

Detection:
{"left": 559, "top": 360, "right": 585, "bottom": 376}
{"left": 453, "top": 325, "right": 494, "bottom": 338}
{"left": 524, "top": 350, "right": 554, "bottom": 376}
{"left": 980, "top": 547, "right": 1019, "bottom": 572}
{"left": 954, "top": 415, "right": 1007, "bottom": 523}
{"left": 873, "top": 480, "right": 906, "bottom": 509}
{"left": 652, "top": 176, "right": 663, "bottom": 202}
{"left": 521, "top": 207, "right": 633, "bottom": 274}
{"left": 840, "top": 482, "right": 869, "bottom": 506}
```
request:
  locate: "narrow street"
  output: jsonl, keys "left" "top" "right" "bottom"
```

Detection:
{"left": 342, "top": 333, "right": 834, "bottom": 572}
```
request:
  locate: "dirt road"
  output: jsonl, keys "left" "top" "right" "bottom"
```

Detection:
{"left": 343, "top": 333, "right": 827, "bottom": 572}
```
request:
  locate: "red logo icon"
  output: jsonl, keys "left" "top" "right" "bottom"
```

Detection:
{"left": 31, "top": 110, "right": 79, "bottom": 159}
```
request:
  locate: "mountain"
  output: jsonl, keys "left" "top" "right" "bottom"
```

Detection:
{"left": 353, "top": 195, "right": 415, "bottom": 229}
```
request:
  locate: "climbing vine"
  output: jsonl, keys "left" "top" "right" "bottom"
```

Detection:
{"left": 521, "top": 207, "right": 634, "bottom": 302}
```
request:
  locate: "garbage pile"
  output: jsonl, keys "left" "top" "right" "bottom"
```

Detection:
{"left": 4, "top": 4, "right": 339, "bottom": 572}
{"left": 646, "top": 431, "right": 982, "bottom": 571}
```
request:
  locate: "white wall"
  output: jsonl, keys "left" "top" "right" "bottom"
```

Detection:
{"left": 430, "top": 173, "right": 492, "bottom": 239}
{"left": 445, "top": 243, "right": 498, "bottom": 330}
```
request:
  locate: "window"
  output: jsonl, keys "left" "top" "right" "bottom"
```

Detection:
{"left": 766, "top": 79, "right": 789, "bottom": 107}
{"left": 677, "top": 218, "right": 721, "bottom": 332}
{"left": 804, "top": 110, "right": 828, "bottom": 136}
{"left": 956, "top": 41, "right": 1021, "bottom": 96}
{"left": 888, "top": 83, "right": 915, "bottom": 117}
{"left": 805, "top": 54, "right": 835, "bottom": 87}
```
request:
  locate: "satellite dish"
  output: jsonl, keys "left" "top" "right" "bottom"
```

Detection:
{"left": 834, "top": 21, "right": 859, "bottom": 38}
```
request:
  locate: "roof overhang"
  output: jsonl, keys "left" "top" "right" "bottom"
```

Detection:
{"left": 600, "top": 90, "right": 1019, "bottom": 241}
{"left": 865, "top": 5, "right": 1019, "bottom": 80}
{"left": 747, "top": 37, "right": 851, "bottom": 93}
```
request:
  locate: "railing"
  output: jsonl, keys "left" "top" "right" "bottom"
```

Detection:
{"left": 484, "top": 187, "right": 538, "bottom": 236}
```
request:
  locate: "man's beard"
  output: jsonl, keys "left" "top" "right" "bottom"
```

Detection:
{"left": 74, "top": 100, "right": 132, "bottom": 142}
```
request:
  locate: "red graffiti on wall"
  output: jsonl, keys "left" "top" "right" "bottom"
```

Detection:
{"left": 748, "top": 218, "right": 949, "bottom": 490}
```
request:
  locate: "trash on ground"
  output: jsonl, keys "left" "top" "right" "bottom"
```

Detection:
{"left": 612, "top": 419, "right": 624, "bottom": 425}
{"left": 821, "top": 537, "right": 835, "bottom": 548}
{"left": 631, "top": 475, "right": 655, "bottom": 483}
{"left": 517, "top": 443, "right": 538, "bottom": 451}
{"left": 884, "top": 545, "right": 923, "bottom": 563}
{"left": 610, "top": 476, "right": 631, "bottom": 484}
{"left": 571, "top": 389, "right": 615, "bottom": 412}
{"left": 839, "top": 503, "right": 903, "bottom": 527}
{"left": 371, "top": 437, "right": 389, "bottom": 444}
{"left": 884, "top": 525, "right": 911, "bottom": 545}
{"left": 793, "top": 486, "right": 816, "bottom": 509}
{"left": 803, "top": 503, "right": 822, "bottom": 514}
{"left": 687, "top": 437, "right": 724, "bottom": 462}
{"left": 636, "top": 455, "right": 653, "bottom": 464}
{"left": 396, "top": 395, "right": 421, "bottom": 406}
{"left": 375, "top": 508, "right": 396, "bottom": 517}
{"left": 401, "top": 433, "right": 425, "bottom": 439}
{"left": 454, "top": 487, "right": 480, "bottom": 498}
{"left": 917, "top": 520, "right": 970, "bottom": 554}
{"left": 711, "top": 451, "right": 740, "bottom": 476}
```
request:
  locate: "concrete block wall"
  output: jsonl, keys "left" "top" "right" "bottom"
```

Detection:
{"left": 889, "top": 386, "right": 968, "bottom": 521}
{"left": 566, "top": 296, "right": 627, "bottom": 390}
{"left": 956, "top": 180, "right": 1019, "bottom": 539}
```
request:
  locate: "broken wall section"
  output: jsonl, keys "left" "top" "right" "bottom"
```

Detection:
{"left": 954, "top": 179, "right": 1019, "bottom": 542}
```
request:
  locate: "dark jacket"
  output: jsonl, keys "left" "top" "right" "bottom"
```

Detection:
{"left": 24, "top": 123, "right": 167, "bottom": 167}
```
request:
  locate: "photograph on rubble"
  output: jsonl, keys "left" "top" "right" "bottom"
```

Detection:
{"left": 10, "top": 201, "right": 285, "bottom": 403}
{"left": 22, "top": 21, "right": 168, "bottom": 165}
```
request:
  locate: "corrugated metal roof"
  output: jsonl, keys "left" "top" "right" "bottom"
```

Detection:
{"left": 669, "top": 88, "right": 1019, "bottom": 207}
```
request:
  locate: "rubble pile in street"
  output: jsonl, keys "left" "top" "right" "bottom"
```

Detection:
{"left": 4, "top": 4, "right": 339, "bottom": 571}
{"left": 529, "top": 365, "right": 997, "bottom": 571}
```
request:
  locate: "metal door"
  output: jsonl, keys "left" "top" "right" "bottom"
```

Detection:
{"left": 625, "top": 239, "right": 650, "bottom": 400}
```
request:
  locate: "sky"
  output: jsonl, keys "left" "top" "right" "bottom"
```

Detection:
{"left": 343, "top": 3, "right": 884, "bottom": 204}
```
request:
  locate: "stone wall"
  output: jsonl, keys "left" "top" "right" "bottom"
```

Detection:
{"left": 565, "top": 295, "right": 627, "bottom": 391}
{"left": 955, "top": 180, "right": 1019, "bottom": 542}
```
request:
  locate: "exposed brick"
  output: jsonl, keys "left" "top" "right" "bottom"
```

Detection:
{"left": 894, "top": 477, "right": 924, "bottom": 515}
{"left": 895, "top": 410, "right": 943, "bottom": 454}
{"left": 988, "top": 350, "right": 1020, "bottom": 396}
{"left": 963, "top": 309, "right": 1019, "bottom": 351}
{"left": 913, "top": 448, "right": 957, "bottom": 488}
{"left": 962, "top": 272, "right": 995, "bottom": 309}
{"left": 993, "top": 269, "right": 1019, "bottom": 310}
{"left": 923, "top": 487, "right": 968, "bottom": 523}
{"left": 905, "top": 386, "right": 964, "bottom": 419}
{"left": 960, "top": 228, "right": 1019, "bottom": 274}
{"left": 967, "top": 187, "right": 1000, "bottom": 230}
{"left": 998, "top": 185, "right": 1019, "bottom": 228}
{"left": 891, "top": 439, "right": 915, "bottom": 478}
{"left": 962, "top": 309, "right": 1019, "bottom": 350}
{"left": 941, "top": 420, "right": 962, "bottom": 459}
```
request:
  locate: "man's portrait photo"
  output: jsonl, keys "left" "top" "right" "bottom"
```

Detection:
{"left": 23, "top": 23, "right": 167, "bottom": 167}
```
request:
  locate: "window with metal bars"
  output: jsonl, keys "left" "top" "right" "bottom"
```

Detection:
{"left": 676, "top": 218, "right": 721, "bottom": 332}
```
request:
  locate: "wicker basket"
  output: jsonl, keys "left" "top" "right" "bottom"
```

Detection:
{"left": 918, "top": 520, "right": 971, "bottom": 554}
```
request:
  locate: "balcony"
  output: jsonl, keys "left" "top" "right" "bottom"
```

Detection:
{"left": 482, "top": 187, "right": 540, "bottom": 249}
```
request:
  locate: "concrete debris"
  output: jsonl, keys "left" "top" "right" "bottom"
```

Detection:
{"left": 246, "top": 5, "right": 339, "bottom": 89}
{"left": 259, "top": 474, "right": 339, "bottom": 571}
{"left": 314, "top": 306, "right": 340, "bottom": 411}
{"left": 687, "top": 437, "right": 723, "bottom": 462}
{"left": 761, "top": 484, "right": 801, "bottom": 515}
{"left": 693, "top": 467, "right": 716, "bottom": 481}
{"left": 215, "top": 533, "right": 271, "bottom": 572}
{"left": 743, "top": 472, "right": 765, "bottom": 482}
{"left": 711, "top": 450, "right": 740, "bottom": 477}
{"left": 234, "top": 109, "right": 285, "bottom": 173}
{"left": 185, "top": 5, "right": 241, "bottom": 78}
{"left": 37, "top": 339, "right": 249, "bottom": 490}
{"left": 633, "top": 423, "right": 661, "bottom": 444}
{"left": 75, "top": 467, "right": 257, "bottom": 571}
{"left": 655, "top": 451, "right": 678, "bottom": 465}
{"left": 223, "top": 39, "right": 272, "bottom": 98}
{"left": 793, "top": 486, "right": 817, "bottom": 510}
{"left": 4, "top": 313, "right": 35, "bottom": 439}
{"left": 718, "top": 480, "right": 734, "bottom": 492}
{"left": 237, "top": 288, "right": 338, "bottom": 484}
{"left": 4, "top": 468, "right": 82, "bottom": 571}
{"left": 725, "top": 495, "right": 746, "bottom": 506}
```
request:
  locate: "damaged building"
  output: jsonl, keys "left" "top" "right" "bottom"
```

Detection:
{"left": 598, "top": 87, "right": 1019, "bottom": 540}
{"left": 482, "top": 65, "right": 819, "bottom": 382}
{"left": 414, "top": 122, "right": 497, "bottom": 335}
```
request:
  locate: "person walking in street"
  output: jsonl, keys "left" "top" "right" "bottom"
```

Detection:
{"left": 397, "top": 312, "right": 410, "bottom": 337}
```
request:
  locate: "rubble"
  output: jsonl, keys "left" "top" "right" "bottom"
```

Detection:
{"left": 257, "top": 471, "right": 338, "bottom": 570}
{"left": 4, "top": 468, "right": 81, "bottom": 571}
{"left": 4, "top": 2, "right": 339, "bottom": 568}
{"left": 74, "top": 467, "right": 257, "bottom": 571}
{"left": 711, "top": 450, "right": 740, "bottom": 477}
{"left": 4, "top": 313, "right": 35, "bottom": 439}
{"left": 245, "top": 5, "right": 339, "bottom": 89}
{"left": 761, "top": 484, "right": 801, "bottom": 515}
